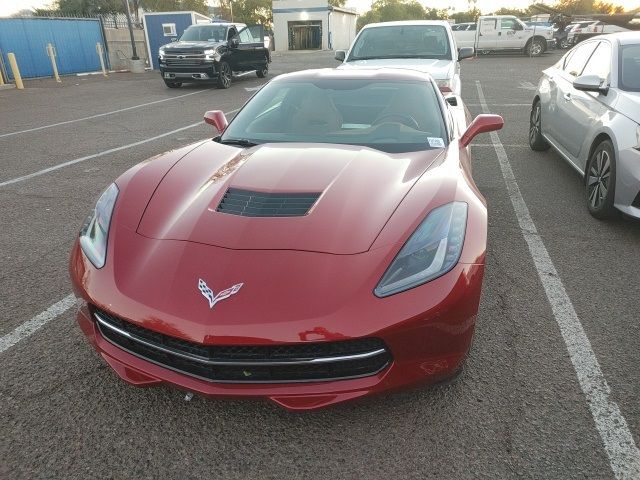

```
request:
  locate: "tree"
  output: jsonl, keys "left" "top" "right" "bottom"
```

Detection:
{"left": 357, "top": 0, "right": 447, "bottom": 30}
{"left": 492, "top": 7, "right": 531, "bottom": 16}
{"left": 552, "top": 0, "right": 624, "bottom": 15}
{"left": 56, "top": 0, "right": 125, "bottom": 15}
{"left": 449, "top": 8, "right": 480, "bottom": 23}
{"left": 229, "top": 0, "right": 273, "bottom": 26}
{"left": 329, "top": 0, "right": 347, "bottom": 7}
{"left": 142, "top": 0, "right": 208, "bottom": 15}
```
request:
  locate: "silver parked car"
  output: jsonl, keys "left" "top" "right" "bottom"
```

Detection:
{"left": 529, "top": 32, "right": 640, "bottom": 219}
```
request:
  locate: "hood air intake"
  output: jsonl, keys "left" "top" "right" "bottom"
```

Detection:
{"left": 216, "top": 188, "right": 321, "bottom": 217}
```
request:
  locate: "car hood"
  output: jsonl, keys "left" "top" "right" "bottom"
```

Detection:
{"left": 161, "top": 40, "right": 224, "bottom": 50}
{"left": 338, "top": 58, "right": 453, "bottom": 80}
{"left": 137, "top": 141, "right": 444, "bottom": 254}
{"left": 615, "top": 91, "right": 640, "bottom": 124}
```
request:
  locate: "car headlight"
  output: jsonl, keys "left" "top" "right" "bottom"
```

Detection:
{"left": 374, "top": 202, "right": 468, "bottom": 297}
{"left": 79, "top": 183, "right": 118, "bottom": 269}
{"left": 204, "top": 48, "right": 220, "bottom": 61}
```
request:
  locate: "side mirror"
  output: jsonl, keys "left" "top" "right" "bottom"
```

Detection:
{"left": 458, "top": 47, "right": 474, "bottom": 60}
{"left": 573, "top": 74, "right": 608, "bottom": 94}
{"left": 335, "top": 50, "right": 346, "bottom": 62}
{"left": 460, "top": 114, "right": 504, "bottom": 147}
{"left": 229, "top": 37, "right": 239, "bottom": 48}
{"left": 204, "top": 110, "right": 228, "bottom": 133}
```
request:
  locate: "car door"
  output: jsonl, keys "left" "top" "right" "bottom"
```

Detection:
{"left": 561, "top": 41, "right": 613, "bottom": 168}
{"left": 231, "top": 25, "right": 265, "bottom": 71}
{"left": 550, "top": 41, "right": 599, "bottom": 160}
{"left": 477, "top": 17, "right": 499, "bottom": 50}
{"left": 499, "top": 18, "right": 525, "bottom": 48}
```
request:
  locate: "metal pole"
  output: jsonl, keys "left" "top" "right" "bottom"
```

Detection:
{"left": 96, "top": 43, "right": 108, "bottom": 76}
{"left": 47, "top": 43, "right": 61, "bottom": 83}
{"left": 122, "top": 0, "right": 139, "bottom": 59}
{"left": 7, "top": 53, "right": 24, "bottom": 89}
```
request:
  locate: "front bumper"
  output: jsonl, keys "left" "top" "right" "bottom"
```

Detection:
{"left": 159, "top": 62, "right": 219, "bottom": 81}
{"left": 545, "top": 38, "right": 557, "bottom": 49}
{"left": 70, "top": 237, "right": 484, "bottom": 410}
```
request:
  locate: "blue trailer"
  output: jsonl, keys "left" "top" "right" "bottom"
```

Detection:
{"left": 143, "top": 11, "right": 211, "bottom": 70}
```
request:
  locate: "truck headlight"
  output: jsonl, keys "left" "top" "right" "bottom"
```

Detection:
{"left": 204, "top": 49, "right": 220, "bottom": 61}
{"left": 436, "top": 78, "right": 453, "bottom": 93}
{"left": 375, "top": 202, "right": 468, "bottom": 297}
{"left": 79, "top": 183, "right": 118, "bottom": 269}
{"left": 159, "top": 47, "right": 166, "bottom": 60}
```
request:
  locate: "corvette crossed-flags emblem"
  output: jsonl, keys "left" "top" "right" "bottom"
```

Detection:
{"left": 198, "top": 278, "right": 243, "bottom": 309}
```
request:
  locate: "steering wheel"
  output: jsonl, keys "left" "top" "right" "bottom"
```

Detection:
{"left": 372, "top": 113, "right": 419, "bottom": 129}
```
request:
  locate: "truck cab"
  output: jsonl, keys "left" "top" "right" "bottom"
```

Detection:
{"left": 158, "top": 23, "right": 270, "bottom": 89}
{"left": 453, "top": 16, "right": 555, "bottom": 56}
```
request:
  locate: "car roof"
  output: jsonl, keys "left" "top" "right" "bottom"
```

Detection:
{"left": 360, "top": 20, "right": 452, "bottom": 29}
{"left": 272, "top": 68, "right": 436, "bottom": 84}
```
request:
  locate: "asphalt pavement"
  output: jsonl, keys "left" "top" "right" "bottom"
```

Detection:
{"left": 1, "top": 49, "right": 638, "bottom": 480}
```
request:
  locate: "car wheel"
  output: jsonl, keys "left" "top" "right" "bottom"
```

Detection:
{"left": 217, "top": 61, "right": 232, "bottom": 89}
{"left": 164, "top": 80, "right": 182, "bottom": 88}
{"left": 526, "top": 39, "right": 544, "bottom": 57}
{"left": 585, "top": 140, "right": 617, "bottom": 219}
{"left": 529, "top": 101, "right": 550, "bottom": 151}
{"left": 560, "top": 39, "right": 571, "bottom": 49}
{"left": 256, "top": 63, "right": 268, "bottom": 78}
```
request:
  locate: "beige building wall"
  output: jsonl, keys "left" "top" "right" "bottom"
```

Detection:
{"left": 104, "top": 28, "right": 148, "bottom": 70}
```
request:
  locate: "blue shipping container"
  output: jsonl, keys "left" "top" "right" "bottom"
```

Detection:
{"left": 0, "top": 17, "right": 106, "bottom": 79}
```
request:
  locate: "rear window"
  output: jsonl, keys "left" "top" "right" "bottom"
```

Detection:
{"left": 348, "top": 25, "right": 452, "bottom": 61}
{"left": 619, "top": 44, "right": 640, "bottom": 92}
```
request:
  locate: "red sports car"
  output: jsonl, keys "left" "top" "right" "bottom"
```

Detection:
{"left": 70, "top": 69, "right": 503, "bottom": 410}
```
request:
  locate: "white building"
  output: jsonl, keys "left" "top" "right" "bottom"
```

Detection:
{"left": 272, "top": 0, "right": 358, "bottom": 51}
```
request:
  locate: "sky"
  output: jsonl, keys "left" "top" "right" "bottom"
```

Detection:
{"left": 1, "top": 0, "right": 638, "bottom": 17}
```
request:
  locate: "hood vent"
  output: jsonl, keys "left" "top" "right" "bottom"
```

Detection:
{"left": 216, "top": 188, "right": 321, "bottom": 217}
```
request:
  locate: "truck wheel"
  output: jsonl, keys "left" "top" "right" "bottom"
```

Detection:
{"left": 217, "top": 61, "right": 232, "bottom": 89}
{"left": 164, "top": 80, "right": 182, "bottom": 88}
{"left": 526, "top": 38, "right": 544, "bottom": 57}
{"left": 256, "top": 63, "right": 268, "bottom": 78}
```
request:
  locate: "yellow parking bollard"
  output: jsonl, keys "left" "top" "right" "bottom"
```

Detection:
{"left": 47, "top": 43, "right": 61, "bottom": 83}
{"left": 7, "top": 53, "right": 24, "bottom": 89}
{"left": 96, "top": 43, "right": 108, "bottom": 77}
{"left": 0, "top": 70, "right": 4, "bottom": 86}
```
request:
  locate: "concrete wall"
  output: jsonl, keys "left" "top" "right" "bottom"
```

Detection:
{"left": 104, "top": 28, "right": 148, "bottom": 71}
{"left": 329, "top": 10, "right": 357, "bottom": 50}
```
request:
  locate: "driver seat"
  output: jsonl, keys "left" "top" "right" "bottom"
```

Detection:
{"left": 374, "top": 85, "right": 440, "bottom": 133}
{"left": 290, "top": 88, "right": 343, "bottom": 135}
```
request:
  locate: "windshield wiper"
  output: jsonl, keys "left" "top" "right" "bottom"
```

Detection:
{"left": 219, "top": 138, "right": 258, "bottom": 147}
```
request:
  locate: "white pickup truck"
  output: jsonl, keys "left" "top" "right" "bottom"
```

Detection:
{"left": 453, "top": 15, "right": 555, "bottom": 56}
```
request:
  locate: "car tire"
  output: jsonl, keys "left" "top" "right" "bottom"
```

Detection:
{"left": 256, "top": 63, "right": 268, "bottom": 78}
{"left": 585, "top": 140, "right": 617, "bottom": 219}
{"left": 526, "top": 38, "right": 545, "bottom": 57}
{"left": 217, "top": 61, "right": 232, "bottom": 89}
{"left": 560, "top": 38, "right": 571, "bottom": 49}
{"left": 529, "top": 101, "right": 550, "bottom": 151}
{"left": 164, "top": 80, "right": 182, "bottom": 88}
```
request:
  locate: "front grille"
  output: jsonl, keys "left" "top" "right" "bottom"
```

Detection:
{"left": 93, "top": 308, "right": 391, "bottom": 383}
{"left": 216, "top": 188, "right": 321, "bottom": 217}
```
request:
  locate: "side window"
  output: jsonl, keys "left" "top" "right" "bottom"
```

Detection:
{"left": 563, "top": 43, "right": 598, "bottom": 76}
{"left": 238, "top": 28, "right": 253, "bottom": 43}
{"left": 227, "top": 27, "right": 237, "bottom": 41}
{"left": 468, "top": 24, "right": 477, "bottom": 31}
{"left": 501, "top": 19, "right": 517, "bottom": 30}
{"left": 581, "top": 41, "right": 611, "bottom": 80}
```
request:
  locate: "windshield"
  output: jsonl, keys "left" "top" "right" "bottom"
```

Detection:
{"left": 220, "top": 78, "right": 447, "bottom": 154}
{"left": 180, "top": 25, "right": 228, "bottom": 42}
{"left": 619, "top": 44, "right": 640, "bottom": 92}
{"left": 348, "top": 25, "right": 452, "bottom": 61}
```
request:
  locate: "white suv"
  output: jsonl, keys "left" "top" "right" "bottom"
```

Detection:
{"left": 335, "top": 21, "right": 473, "bottom": 96}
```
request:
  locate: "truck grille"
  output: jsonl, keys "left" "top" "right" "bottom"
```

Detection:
{"left": 93, "top": 308, "right": 391, "bottom": 383}
{"left": 164, "top": 52, "right": 207, "bottom": 66}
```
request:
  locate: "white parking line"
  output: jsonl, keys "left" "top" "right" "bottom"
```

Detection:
{"left": 0, "top": 108, "right": 239, "bottom": 188}
{"left": 0, "top": 294, "right": 77, "bottom": 354}
{"left": 476, "top": 80, "right": 640, "bottom": 480}
{"left": 0, "top": 90, "right": 207, "bottom": 139}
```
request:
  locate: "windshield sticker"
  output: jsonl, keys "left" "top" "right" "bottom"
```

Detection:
{"left": 427, "top": 137, "right": 445, "bottom": 148}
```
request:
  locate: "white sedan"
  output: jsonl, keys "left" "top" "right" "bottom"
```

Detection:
{"left": 529, "top": 32, "right": 640, "bottom": 219}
